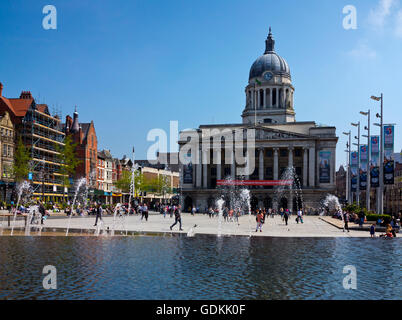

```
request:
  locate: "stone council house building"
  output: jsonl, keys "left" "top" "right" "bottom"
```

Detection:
{"left": 178, "top": 29, "right": 338, "bottom": 212}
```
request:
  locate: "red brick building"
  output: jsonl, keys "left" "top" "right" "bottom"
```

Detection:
{"left": 64, "top": 109, "right": 98, "bottom": 189}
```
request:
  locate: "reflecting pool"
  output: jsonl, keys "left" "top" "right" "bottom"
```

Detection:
{"left": 0, "top": 236, "right": 400, "bottom": 299}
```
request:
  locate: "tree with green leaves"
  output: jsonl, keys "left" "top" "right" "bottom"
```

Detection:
{"left": 56, "top": 135, "right": 81, "bottom": 200}
{"left": 114, "top": 169, "right": 148, "bottom": 197}
{"left": 12, "top": 137, "right": 31, "bottom": 182}
{"left": 114, "top": 170, "right": 131, "bottom": 193}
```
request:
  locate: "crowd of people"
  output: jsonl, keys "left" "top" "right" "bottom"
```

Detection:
{"left": 334, "top": 208, "right": 400, "bottom": 237}
{"left": 200, "top": 206, "right": 306, "bottom": 232}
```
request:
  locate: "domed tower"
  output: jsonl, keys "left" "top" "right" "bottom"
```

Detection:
{"left": 242, "top": 28, "right": 295, "bottom": 125}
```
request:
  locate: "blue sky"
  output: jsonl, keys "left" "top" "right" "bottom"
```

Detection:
{"left": 0, "top": 0, "right": 401, "bottom": 168}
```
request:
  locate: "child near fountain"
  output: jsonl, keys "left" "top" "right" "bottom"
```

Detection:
{"left": 370, "top": 223, "right": 376, "bottom": 238}
{"left": 255, "top": 211, "right": 263, "bottom": 232}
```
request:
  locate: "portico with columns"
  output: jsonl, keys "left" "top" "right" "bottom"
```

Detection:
{"left": 178, "top": 28, "right": 338, "bottom": 213}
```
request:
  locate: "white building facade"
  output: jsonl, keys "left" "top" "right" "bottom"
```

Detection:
{"left": 178, "top": 29, "right": 338, "bottom": 213}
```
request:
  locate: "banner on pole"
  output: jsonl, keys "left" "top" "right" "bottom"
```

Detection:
{"left": 370, "top": 136, "right": 380, "bottom": 188}
{"left": 359, "top": 145, "right": 368, "bottom": 190}
{"left": 383, "top": 125, "right": 395, "bottom": 184}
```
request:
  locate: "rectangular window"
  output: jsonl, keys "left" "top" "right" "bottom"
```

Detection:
{"left": 280, "top": 149, "right": 288, "bottom": 157}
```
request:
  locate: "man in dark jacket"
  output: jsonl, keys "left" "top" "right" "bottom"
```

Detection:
{"left": 94, "top": 203, "right": 103, "bottom": 226}
{"left": 38, "top": 201, "right": 47, "bottom": 225}
{"left": 283, "top": 209, "right": 289, "bottom": 226}
{"left": 170, "top": 205, "right": 183, "bottom": 231}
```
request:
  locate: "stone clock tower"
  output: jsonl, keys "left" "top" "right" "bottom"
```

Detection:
{"left": 242, "top": 28, "right": 295, "bottom": 125}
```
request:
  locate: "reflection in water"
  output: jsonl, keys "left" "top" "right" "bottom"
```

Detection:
{"left": 0, "top": 236, "right": 400, "bottom": 299}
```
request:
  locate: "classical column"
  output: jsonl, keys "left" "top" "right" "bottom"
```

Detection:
{"left": 256, "top": 90, "right": 260, "bottom": 109}
{"left": 330, "top": 148, "right": 336, "bottom": 185}
{"left": 216, "top": 149, "right": 222, "bottom": 181}
{"left": 231, "top": 147, "right": 236, "bottom": 179}
{"left": 282, "top": 88, "right": 286, "bottom": 108}
{"left": 309, "top": 146, "right": 315, "bottom": 187}
{"left": 196, "top": 148, "right": 202, "bottom": 188}
{"left": 288, "top": 147, "right": 293, "bottom": 168}
{"left": 259, "top": 148, "right": 264, "bottom": 180}
{"left": 303, "top": 147, "right": 308, "bottom": 187}
{"left": 273, "top": 148, "right": 279, "bottom": 180}
{"left": 179, "top": 163, "right": 184, "bottom": 187}
{"left": 245, "top": 149, "right": 250, "bottom": 180}
{"left": 202, "top": 150, "right": 208, "bottom": 189}
{"left": 271, "top": 88, "right": 274, "bottom": 108}
{"left": 263, "top": 89, "right": 266, "bottom": 108}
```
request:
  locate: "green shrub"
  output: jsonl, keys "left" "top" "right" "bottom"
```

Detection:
{"left": 366, "top": 214, "right": 391, "bottom": 224}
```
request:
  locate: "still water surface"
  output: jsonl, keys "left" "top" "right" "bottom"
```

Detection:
{"left": 0, "top": 236, "right": 400, "bottom": 299}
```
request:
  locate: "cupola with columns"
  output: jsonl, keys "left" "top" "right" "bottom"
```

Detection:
{"left": 242, "top": 28, "right": 295, "bottom": 125}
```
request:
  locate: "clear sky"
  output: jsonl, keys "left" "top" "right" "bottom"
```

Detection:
{"left": 1, "top": 0, "right": 401, "bottom": 168}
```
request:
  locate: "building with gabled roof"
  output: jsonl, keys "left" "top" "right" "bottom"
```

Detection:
{"left": 64, "top": 108, "right": 98, "bottom": 194}
{"left": 0, "top": 82, "right": 66, "bottom": 201}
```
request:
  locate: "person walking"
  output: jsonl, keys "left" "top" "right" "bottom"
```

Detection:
{"left": 283, "top": 209, "right": 289, "bottom": 226}
{"left": 297, "top": 209, "right": 303, "bottom": 224}
{"left": 94, "top": 204, "right": 103, "bottom": 226}
{"left": 208, "top": 207, "right": 213, "bottom": 218}
{"left": 280, "top": 208, "right": 284, "bottom": 221}
{"left": 235, "top": 208, "right": 240, "bottom": 226}
{"left": 38, "top": 201, "right": 47, "bottom": 225}
{"left": 170, "top": 205, "right": 183, "bottom": 231}
{"left": 343, "top": 211, "right": 350, "bottom": 232}
{"left": 255, "top": 211, "right": 263, "bottom": 232}
{"left": 223, "top": 207, "right": 228, "bottom": 222}
{"left": 143, "top": 203, "right": 149, "bottom": 221}
{"left": 191, "top": 206, "right": 196, "bottom": 216}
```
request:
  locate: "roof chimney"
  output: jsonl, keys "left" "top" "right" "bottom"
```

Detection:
{"left": 20, "top": 91, "right": 33, "bottom": 99}
{"left": 0, "top": 83, "right": 3, "bottom": 97}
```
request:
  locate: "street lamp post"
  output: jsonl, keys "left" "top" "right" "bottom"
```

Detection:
{"left": 352, "top": 121, "right": 360, "bottom": 205}
{"left": 371, "top": 94, "right": 383, "bottom": 214}
{"left": 360, "top": 110, "right": 371, "bottom": 211}
{"left": 343, "top": 131, "right": 352, "bottom": 204}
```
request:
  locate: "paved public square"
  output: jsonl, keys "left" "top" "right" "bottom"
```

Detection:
{"left": 0, "top": 212, "right": 379, "bottom": 237}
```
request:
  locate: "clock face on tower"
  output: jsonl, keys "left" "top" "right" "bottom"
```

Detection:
{"left": 264, "top": 72, "right": 273, "bottom": 81}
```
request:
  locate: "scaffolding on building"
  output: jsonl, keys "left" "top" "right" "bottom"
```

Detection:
{"left": 19, "top": 104, "right": 67, "bottom": 201}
